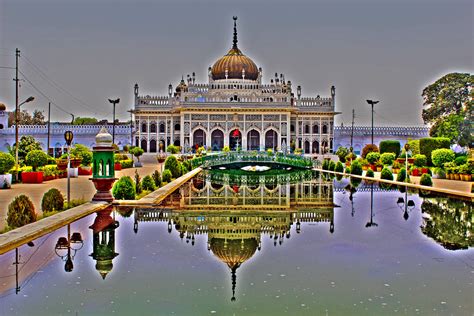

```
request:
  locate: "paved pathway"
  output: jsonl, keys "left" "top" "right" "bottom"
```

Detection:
{"left": 0, "top": 154, "right": 162, "bottom": 231}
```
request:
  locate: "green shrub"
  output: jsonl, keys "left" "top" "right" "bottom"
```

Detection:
{"left": 134, "top": 169, "right": 142, "bottom": 194}
{"left": 407, "top": 139, "right": 420, "bottom": 155}
{"left": 0, "top": 152, "right": 15, "bottom": 174}
{"left": 180, "top": 163, "right": 188, "bottom": 175}
{"left": 366, "top": 152, "right": 380, "bottom": 164}
{"left": 63, "top": 198, "right": 87, "bottom": 210}
{"left": 431, "top": 148, "right": 455, "bottom": 167}
{"left": 112, "top": 176, "right": 136, "bottom": 200}
{"left": 322, "top": 159, "right": 329, "bottom": 170}
{"left": 25, "top": 150, "right": 49, "bottom": 171}
{"left": 223, "top": 145, "right": 230, "bottom": 153}
{"left": 15, "top": 135, "right": 42, "bottom": 162}
{"left": 162, "top": 169, "right": 172, "bottom": 182}
{"left": 335, "top": 161, "right": 344, "bottom": 173}
{"left": 152, "top": 170, "right": 162, "bottom": 187}
{"left": 120, "top": 159, "right": 133, "bottom": 168}
{"left": 362, "top": 144, "right": 379, "bottom": 158}
{"left": 166, "top": 145, "right": 179, "bottom": 154}
{"left": 413, "top": 154, "right": 427, "bottom": 167}
{"left": 420, "top": 137, "right": 450, "bottom": 166}
{"left": 164, "top": 156, "right": 181, "bottom": 178}
{"left": 420, "top": 174, "right": 433, "bottom": 187}
{"left": 345, "top": 152, "right": 357, "bottom": 162}
{"left": 7, "top": 194, "right": 36, "bottom": 229}
{"left": 380, "top": 152, "right": 396, "bottom": 165}
{"left": 454, "top": 156, "right": 468, "bottom": 166}
{"left": 335, "top": 147, "right": 349, "bottom": 163}
{"left": 396, "top": 168, "right": 410, "bottom": 182}
{"left": 328, "top": 160, "right": 336, "bottom": 171}
{"left": 379, "top": 140, "right": 401, "bottom": 157}
{"left": 380, "top": 167, "right": 393, "bottom": 181}
{"left": 345, "top": 166, "right": 351, "bottom": 174}
{"left": 366, "top": 168, "right": 374, "bottom": 178}
{"left": 350, "top": 160, "right": 363, "bottom": 176}
{"left": 141, "top": 175, "right": 156, "bottom": 191}
{"left": 130, "top": 147, "right": 144, "bottom": 162}
{"left": 182, "top": 160, "right": 192, "bottom": 172}
{"left": 70, "top": 144, "right": 92, "bottom": 166}
{"left": 41, "top": 188, "right": 64, "bottom": 213}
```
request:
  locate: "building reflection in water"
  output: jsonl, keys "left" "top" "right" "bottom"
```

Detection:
{"left": 132, "top": 170, "right": 335, "bottom": 301}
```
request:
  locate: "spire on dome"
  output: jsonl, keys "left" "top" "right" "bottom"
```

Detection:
{"left": 232, "top": 16, "right": 238, "bottom": 49}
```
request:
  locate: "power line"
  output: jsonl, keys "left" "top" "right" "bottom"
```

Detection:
{"left": 22, "top": 55, "right": 108, "bottom": 116}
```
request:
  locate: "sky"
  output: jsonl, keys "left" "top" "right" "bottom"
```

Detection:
{"left": 0, "top": 0, "right": 472, "bottom": 126}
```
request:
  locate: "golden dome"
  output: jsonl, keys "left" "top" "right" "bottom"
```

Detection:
{"left": 210, "top": 238, "right": 258, "bottom": 269}
{"left": 211, "top": 17, "right": 258, "bottom": 81}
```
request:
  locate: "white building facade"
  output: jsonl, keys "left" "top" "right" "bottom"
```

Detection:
{"left": 133, "top": 17, "right": 337, "bottom": 155}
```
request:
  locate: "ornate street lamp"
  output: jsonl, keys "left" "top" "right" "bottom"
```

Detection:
{"left": 14, "top": 96, "right": 35, "bottom": 182}
{"left": 397, "top": 193, "right": 416, "bottom": 221}
{"left": 108, "top": 98, "right": 120, "bottom": 145}
{"left": 64, "top": 130, "right": 73, "bottom": 204}
{"left": 54, "top": 225, "right": 84, "bottom": 272}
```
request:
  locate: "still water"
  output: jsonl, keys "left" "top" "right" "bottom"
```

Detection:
{"left": 0, "top": 171, "right": 472, "bottom": 315}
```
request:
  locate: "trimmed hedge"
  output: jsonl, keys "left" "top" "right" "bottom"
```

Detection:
{"left": 120, "top": 159, "right": 133, "bottom": 169}
{"left": 152, "top": 170, "right": 162, "bottom": 187}
{"left": 362, "top": 144, "right": 379, "bottom": 159}
{"left": 164, "top": 156, "right": 181, "bottom": 178}
{"left": 380, "top": 152, "right": 396, "bottom": 165}
{"left": 7, "top": 194, "right": 36, "bottom": 229}
{"left": 420, "top": 174, "right": 433, "bottom": 187}
{"left": 366, "top": 168, "right": 374, "bottom": 178}
{"left": 419, "top": 137, "right": 450, "bottom": 166}
{"left": 350, "top": 160, "right": 363, "bottom": 176}
{"left": 141, "top": 175, "right": 156, "bottom": 191}
{"left": 413, "top": 154, "right": 427, "bottom": 167}
{"left": 25, "top": 150, "right": 48, "bottom": 171}
{"left": 162, "top": 169, "right": 172, "bottom": 183}
{"left": 396, "top": 167, "right": 410, "bottom": 183}
{"left": 112, "top": 176, "right": 136, "bottom": 200}
{"left": 366, "top": 152, "right": 380, "bottom": 164}
{"left": 431, "top": 148, "right": 455, "bottom": 167}
{"left": 328, "top": 160, "right": 336, "bottom": 171}
{"left": 380, "top": 140, "right": 401, "bottom": 157}
{"left": 335, "top": 161, "right": 344, "bottom": 173}
{"left": 41, "top": 188, "right": 64, "bottom": 213}
{"left": 380, "top": 167, "right": 394, "bottom": 181}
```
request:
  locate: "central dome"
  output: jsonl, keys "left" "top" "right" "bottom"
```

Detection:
{"left": 211, "top": 17, "right": 259, "bottom": 81}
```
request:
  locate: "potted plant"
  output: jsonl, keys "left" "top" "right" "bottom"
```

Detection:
{"left": 366, "top": 152, "right": 380, "bottom": 171}
{"left": 131, "top": 147, "right": 144, "bottom": 167}
{"left": 360, "top": 158, "right": 369, "bottom": 171}
{"left": 0, "top": 152, "right": 15, "bottom": 189}
{"left": 56, "top": 156, "right": 68, "bottom": 170}
{"left": 78, "top": 151, "right": 93, "bottom": 175}
{"left": 23, "top": 150, "right": 48, "bottom": 183}
{"left": 452, "top": 166, "right": 460, "bottom": 180}
{"left": 459, "top": 164, "right": 470, "bottom": 181}
{"left": 40, "top": 165, "right": 58, "bottom": 181}
{"left": 392, "top": 160, "right": 401, "bottom": 174}
{"left": 375, "top": 160, "right": 383, "bottom": 172}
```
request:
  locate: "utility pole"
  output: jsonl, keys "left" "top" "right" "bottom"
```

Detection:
{"left": 350, "top": 109, "right": 355, "bottom": 149}
{"left": 366, "top": 100, "right": 379, "bottom": 145}
{"left": 47, "top": 102, "right": 51, "bottom": 156}
{"left": 128, "top": 109, "right": 133, "bottom": 146}
{"left": 14, "top": 49, "right": 20, "bottom": 181}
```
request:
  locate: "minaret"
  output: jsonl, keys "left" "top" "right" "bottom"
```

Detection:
{"left": 232, "top": 16, "right": 238, "bottom": 50}
{"left": 134, "top": 83, "right": 139, "bottom": 106}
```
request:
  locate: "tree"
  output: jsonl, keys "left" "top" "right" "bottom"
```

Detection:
{"left": 73, "top": 117, "right": 98, "bottom": 125}
{"left": 422, "top": 73, "right": 473, "bottom": 147}
{"left": 10, "top": 135, "right": 42, "bottom": 162}
{"left": 8, "top": 109, "right": 45, "bottom": 126}
{"left": 32, "top": 110, "right": 45, "bottom": 125}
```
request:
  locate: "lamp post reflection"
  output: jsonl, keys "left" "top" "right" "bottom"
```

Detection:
{"left": 54, "top": 224, "right": 84, "bottom": 272}
{"left": 366, "top": 184, "right": 378, "bottom": 228}
{"left": 397, "top": 189, "right": 416, "bottom": 220}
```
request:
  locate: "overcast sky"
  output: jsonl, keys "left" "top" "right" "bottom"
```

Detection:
{"left": 0, "top": 0, "right": 472, "bottom": 126}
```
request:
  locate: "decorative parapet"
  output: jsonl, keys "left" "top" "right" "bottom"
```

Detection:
{"left": 334, "top": 126, "right": 429, "bottom": 136}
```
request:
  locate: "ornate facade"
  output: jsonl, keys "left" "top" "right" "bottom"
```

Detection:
{"left": 133, "top": 17, "right": 337, "bottom": 154}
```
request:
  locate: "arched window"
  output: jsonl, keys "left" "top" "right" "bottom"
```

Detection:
{"left": 313, "top": 124, "right": 319, "bottom": 134}
{"left": 141, "top": 123, "right": 147, "bottom": 133}
{"left": 322, "top": 124, "right": 328, "bottom": 134}
{"left": 290, "top": 124, "right": 295, "bottom": 133}
{"left": 159, "top": 123, "right": 165, "bottom": 133}
{"left": 304, "top": 125, "right": 310, "bottom": 134}
{"left": 150, "top": 123, "right": 156, "bottom": 133}
{"left": 0, "top": 124, "right": 3, "bottom": 129}
{"left": 174, "top": 123, "right": 181, "bottom": 131}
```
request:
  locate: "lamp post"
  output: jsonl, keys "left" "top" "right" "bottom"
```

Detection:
{"left": 108, "top": 98, "right": 120, "bottom": 145}
{"left": 365, "top": 184, "right": 378, "bottom": 228}
{"left": 397, "top": 193, "right": 415, "bottom": 221}
{"left": 54, "top": 224, "right": 83, "bottom": 272}
{"left": 14, "top": 96, "right": 35, "bottom": 181}
{"left": 366, "top": 99, "right": 379, "bottom": 145}
{"left": 404, "top": 143, "right": 410, "bottom": 183}
{"left": 64, "top": 131, "right": 73, "bottom": 205}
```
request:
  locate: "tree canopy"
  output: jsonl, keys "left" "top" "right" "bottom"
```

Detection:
{"left": 73, "top": 117, "right": 98, "bottom": 125}
{"left": 8, "top": 109, "right": 45, "bottom": 126}
{"left": 421, "top": 73, "right": 472, "bottom": 147}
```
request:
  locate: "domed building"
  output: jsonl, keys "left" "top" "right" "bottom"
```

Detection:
{"left": 133, "top": 17, "right": 337, "bottom": 155}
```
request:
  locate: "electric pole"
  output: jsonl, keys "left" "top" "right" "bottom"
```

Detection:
{"left": 47, "top": 102, "right": 51, "bottom": 156}
{"left": 14, "top": 49, "right": 20, "bottom": 181}
{"left": 350, "top": 109, "right": 355, "bottom": 151}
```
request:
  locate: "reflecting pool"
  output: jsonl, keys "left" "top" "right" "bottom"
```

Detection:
{"left": 0, "top": 171, "right": 472, "bottom": 315}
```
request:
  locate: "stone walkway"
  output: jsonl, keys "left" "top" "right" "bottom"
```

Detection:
{"left": 0, "top": 154, "right": 162, "bottom": 231}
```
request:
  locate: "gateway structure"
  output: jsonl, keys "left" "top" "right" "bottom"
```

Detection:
{"left": 133, "top": 17, "right": 337, "bottom": 154}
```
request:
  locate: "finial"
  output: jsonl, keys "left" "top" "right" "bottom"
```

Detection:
{"left": 232, "top": 16, "right": 238, "bottom": 49}
{"left": 231, "top": 266, "right": 237, "bottom": 302}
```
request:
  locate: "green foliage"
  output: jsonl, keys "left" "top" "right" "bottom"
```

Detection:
{"left": 350, "top": 160, "right": 363, "bottom": 176}
{"left": 379, "top": 140, "right": 401, "bottom": 157}
{"left": 134, "top": 169, "right": 142, "bottom": 194}
{"left": 162, "top": 169, "right": 172, "bottom": 183}
{"left": 328, "top": 160, "right": 336, "bottom": 171}
{"left": 73, "top": 117, "right": 98, "bottom": 125}
{"left": 422, "top": 73, "right": 472, "bottom": 147}
{"left": 458, "top": 163, "right": 471, "bottom": 174}
{"left": 25, "top": 150, "right": 48, "bottom": 171}
{"left": 130, "top": 147, "right": 144, "bottom": 161}
{"left": 420, "top": 174, "right": 433, "bottom": 187}
{"left": 141, "top": 175, "right": 156, "bottom": 191}
{"left": 413, "top": 154, "right": 427, "bottom": 167}
{"left": 345, "top": 152, "right": 357, "bottom": 162}
{"left": 396, "top": 168, "right": 410, "bottom": 183}
{"left": 366, "top": 168, "right": 374, "bottom": 178}
{"left": 7, "top": 194, "right": 36, "bottom": 229}
{"left": 335, "top": 161, "right": 344, "bottom": 173}
{"left": 120, "top": 159, "right": 133, "bottom": 168}
{"left": 322, "top": 159, "right": 329, "bottom": 170}
{"left": 361, "top": 144, "right": 379, "bottom": 158}
{"left": 454, "top": 156, "right": 467, "bottom": 166}
{"left": 223, "top": 145, "right": 230, "bottom": 153}
{"left": 335, "top": 147, "right": 349, "bottom": 163}
{"left": 164, "top": 155, "right": 181, "bottom": 178}
{"left": 112, "top": 176, "right": 136, "bottom": 200}
{"left": 41, "top": 188, "right": 64, "bottom": 213}
{"left": 420, "top": 137, "right": 451, "bottom": 165}
{"left": 14, "top": 135, "right": 42, "bottom": 162}
{"left": 431, "top": 148, "right": 455, "bottom": 167}
{"left": 0, "top": 152, "right": 15, "bottom": 174}
{"left": 345, "top": 166, "right": 351, "bottom": 174}
{"left": 39, "top": 164, "right": 58, "bottom": 177}
{"left": 152, "top": 170, "right": 162, "bottom": 187}
{"left": 63, "top": 198, "right": 87, "bottom": 210}
{"left": 407, "top": 139, "right": 420, "bottom": 155}
{"left": 70, "top": 144, "right": 92, "bottom": 166}
{"left": 380, "top": 152, "right": 396, "bottom": 165}
{"left": 380, "top": 167, "right": 394, "bottom": 181}
{"left": 366, "top": 152, "right": 380, "bottom": 164}
{"left": 180, "top": 162, "right": 188, "bottom": 175}
{"left": 166, "top": 145, "right": 179, "bottom": 154}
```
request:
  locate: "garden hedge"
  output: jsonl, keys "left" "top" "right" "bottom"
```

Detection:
{"left": 379, "top": 140, "right": 401, "bottom": 157}
{"left": 419, "top": 137, "right": 450, "bottom": 166}
{"left": 0, "top": 152, "right": 15, "bottom": 175}
{"left": 112, "top": 176, "right": 136, "bottom": 200}
{"left": 381, "top": 167, "right": 394, "bottom": 181}
{"left": 41, "top": 188, "right": 64, "bottom": 213}
{"left": 7, "top": 194, "right": 36, "bottom": 229}
{"left": 141, "top": 175, "right": 156, "bottom": 191}
{"left": 431, "top": 148, "right": 455, "bottom": 167}
{"left": 420, "top": 174, "right": 433, "bottom": 187}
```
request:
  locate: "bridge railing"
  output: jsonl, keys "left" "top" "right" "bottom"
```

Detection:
{"left": 189, "top": 152, "right": 315, "bottom": 169}
{"left": 199, "top": 169, "right": 315, "bottom": 186}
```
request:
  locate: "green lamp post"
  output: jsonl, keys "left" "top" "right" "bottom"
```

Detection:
{"left": 91, "top": 127, "right": 116, "bottom": 202}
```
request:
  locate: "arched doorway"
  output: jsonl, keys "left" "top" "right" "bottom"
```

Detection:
{"left": 265, "top": 130, "right": 278, "bottom": 150}
{"left": 229, "top": 129, "right": 241, "bottom": 150}
{"left": 312, "top": 141, "right": 319, "bottom": 154}
{"left": 321, "top": 140, "right": 328, "bottom": 154}
{"left": 247, "top": 130, "right": 260, "bottom": 150}
{"left": 150, "top": 139, "right": 157, "bottom": 153}
{"left": 193, "top": 129, "right": 206, "bottom": 149}
{"left": 211, "top": 129, "right": 224, "bottom": 151}
{"left": 141, "top": 139, "right": 148, "bottom": 152}
{"left": 304, "top": 141, "right": 310, "bottom": 154}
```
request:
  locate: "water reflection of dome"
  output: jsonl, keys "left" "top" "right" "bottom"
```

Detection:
{"left": 210, "top": 238, "right": 258, "bottom": 269}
